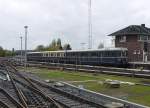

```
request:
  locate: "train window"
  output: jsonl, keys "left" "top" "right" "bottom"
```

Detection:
{"left": 112, "top": 52, "right": 116, "bottom": 57}
{"left": 69, "top": 52, "right": 72, "bottom": 56}
{"left": 91, "top": 52, "right": 97, "bottom": 57}
{"left": 99, "top": 52, "right": 102, "bottom": 57}
{"left": 122, "top": 51, "right": 127, "bottom": 57}
{"left": 61, "top": 53, "right": 64, "bottom": 57}
{"left": 81, "top": 52, "right": 88, "bottom": 57}
{"left": 49, "top": 53, "right": 51, "bottom": 57}
{"left": 76, "top": 52, "right": 79, "bottom": 57}
{"left": 72, "top": 52, "right": 75, "bottom": 56}
{"left": 68, "top": 52, "right": 70, "bottom": 56}
{"left": 57, "top": 53, "right": 60, "bottom": 57}
{"left": 103, "top": 51, "right": 108, "bottom": 57}
{"left": 67, "top": 52, "right": 70, "bottom": 56}
{"left": 72, "top": 52, "right": 74, "bottom": 56}
{"left": 116, "top": 51, "right": 121, "bottom": 57}
{"left": 51, "top": 53, "right": 54, "bottom": 57}
{"left": 54, "top": 53, "right": 57, "bottom": 57}
{"left": 101, "top": 51, "right": 104, "bottom": 57}
{"left": 43, "top": 53, "right": 44, "bottom": 57}
{"left": 108, "top": 51, "right": 112, "bottom": 57}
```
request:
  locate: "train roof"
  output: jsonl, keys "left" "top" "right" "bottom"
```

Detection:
{"left": 27, "top": 47, "right": 127, "bottom": 54}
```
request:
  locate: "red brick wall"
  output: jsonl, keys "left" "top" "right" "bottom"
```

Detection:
{"left": 115, "top": 35, "right": 146, "bottom": 62}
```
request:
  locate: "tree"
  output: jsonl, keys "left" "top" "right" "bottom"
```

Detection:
{"left": 51, "top": 39, "right": 56, "bottom": 48}
{"left": 0, "top": 46, "right": 16, "bottom": 57}
{"left": 47, "top": 39, "right": 57, "bottom": 51}
{"left": 34, "top": 38, "right": 72, "bottom": 51}
{"left": 57, "top": 38, "right": 62, "bottom": 50}
{"left": 35, "top": 45, "right": 45, "bottom": 51}
{"left": 5, "top": 50, "right": 14, "bottom": 56}
{"left": 98, "top": 43, "right": 104, "bottom": 49}
{"left": 63, "top": 44, "right": 72, "bottom": 50}
{"left": 0, "top": 46, "right": 5, "bottom": 57}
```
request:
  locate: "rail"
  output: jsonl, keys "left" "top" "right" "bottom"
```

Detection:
{"left": 5, "top": 61, "right": 63, "bottom": 108}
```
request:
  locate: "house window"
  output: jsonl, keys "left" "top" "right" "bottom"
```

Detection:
{"left": 138, "top": 35, "right": 150, "bottom": 41}
{"left": 119, "top": 36, "right": 126, "bottom": 42}
{"left": 148, "top": 36, "right": 150, "bottom": 40}
{"left": 137, "top": 50, "right": 140, "bottom": 55}
{"left": 133, "top": 50, "right": 140, "bottom": 55}
{"left": 133, "top": 50, "right": 136, "bottom": 54}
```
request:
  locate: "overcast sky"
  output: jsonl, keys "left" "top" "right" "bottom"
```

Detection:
{"left": 0, "top": 0, "right": 150, "bottom": 50}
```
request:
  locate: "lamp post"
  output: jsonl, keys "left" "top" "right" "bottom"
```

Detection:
{"left": 20, "top": 36, "right": 23, "bottom": 63}
{"left": 24, "top": 26, "right": 28, "bottom": 71}
{"left": 88, "top": 0, "right": 92, "bottom": 49}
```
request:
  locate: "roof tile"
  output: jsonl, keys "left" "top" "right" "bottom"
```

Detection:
{"left": 108, "top": 25, "right": 150, "bottom": 36}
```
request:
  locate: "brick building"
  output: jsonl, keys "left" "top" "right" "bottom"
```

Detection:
{"left": 108, "top": 24, "right": 150, "bottom": 62}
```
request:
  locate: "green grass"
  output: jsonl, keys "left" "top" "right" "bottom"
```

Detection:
{"left": 19, "top": 67, "right": 150, "bottom": 106}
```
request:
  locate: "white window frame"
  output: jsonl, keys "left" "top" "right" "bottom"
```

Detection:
{"left": 137, "top": 50, "right": 140, "bottom": 55}
{"left": 138, "top": 35, "right": 150, "bottom": 41}
{"left": 133, "top": 50, "right": 136, "bottom": 54}
{"left": 119, "top": 36, "right": 126, "bottom": 42}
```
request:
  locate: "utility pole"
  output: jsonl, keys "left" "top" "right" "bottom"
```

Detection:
{"left": 20, "top": 36, "right": 23, "bottom": 63}
{"left": 24, "top": 26, "right": 28, "bottom": 71}
{"left": 88, "top": 0, "right": 92, "bottom": 49}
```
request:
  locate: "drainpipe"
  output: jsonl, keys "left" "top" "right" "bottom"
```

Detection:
{"left": 143, "top": 50, "right": 145, "bottom": 62}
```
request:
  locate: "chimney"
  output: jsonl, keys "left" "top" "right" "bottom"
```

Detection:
{"left": 141, "top": 24, "right": 145, "bottom": 27}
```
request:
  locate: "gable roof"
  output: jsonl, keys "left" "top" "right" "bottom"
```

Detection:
{"left": 108, "top": 24, "right": 150, "bottom": 36}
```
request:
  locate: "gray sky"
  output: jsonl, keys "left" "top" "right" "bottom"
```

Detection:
{"left": 0, "top": 0, "right": 150, "bottom": 50}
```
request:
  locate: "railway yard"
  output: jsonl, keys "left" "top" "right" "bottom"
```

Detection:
{"left": 0, "top": 59, "right": 109, "bottom": 108}
{"left": 0, "top": 57, "right": 149, "bottom": 108}
{"left": 1, "top": 0, "right": 150, "bottom": 108}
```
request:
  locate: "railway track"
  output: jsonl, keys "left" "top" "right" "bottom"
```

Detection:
{"left": 0, "top": 64, "right": 24, "bottom": 108}
{"left": 4, "top": 62, "right": 66, "bottom": 108}
{"left": 25, "top": 61, "right": 150, "bottom": 78}
{"left": 0, "top": 59, "right": 107, "bottom": 108}
{"left": 0, "top": 58, "right": 149, "bottom": 108}
{"left": 29, "top": 78, "right": 104, "bottom": 108}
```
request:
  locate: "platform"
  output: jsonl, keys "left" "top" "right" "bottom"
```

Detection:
{"left": 129, "top": 62, "right": 150, "bottom": 69}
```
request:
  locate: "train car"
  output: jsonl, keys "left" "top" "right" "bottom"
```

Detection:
{"left": 27, "top": 48, "right": 128, "bottom": 67}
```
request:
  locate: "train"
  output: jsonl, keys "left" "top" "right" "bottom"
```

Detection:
{"left": 27, "top": 47, "right": 128, "bottom": 67}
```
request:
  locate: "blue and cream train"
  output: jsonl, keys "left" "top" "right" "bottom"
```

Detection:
{"left": 27, "top": 48, "right": 128, "bottom": 67}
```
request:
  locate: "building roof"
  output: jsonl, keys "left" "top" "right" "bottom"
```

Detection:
{"left": 108, "top": 24, "right": 150, "bottom": 36}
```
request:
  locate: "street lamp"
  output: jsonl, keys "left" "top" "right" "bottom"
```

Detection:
{"left": 88, "top": 0, "right": 92, "bottom": 49}
{"left": 20, "top": 36, "right": 23, "bottom": 63}
{"left": 24, "top": 26, "right": 28, "bottom": 71}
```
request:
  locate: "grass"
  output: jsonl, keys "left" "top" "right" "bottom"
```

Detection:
{"left": 19, "top": 67, "right": 150, "bottom": 106}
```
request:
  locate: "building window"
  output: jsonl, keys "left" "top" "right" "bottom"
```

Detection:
{"left": 148, "top": 36, "right": 150, "bottom": 40}
{"left": 138, "top": 35, "right": 150, "bottom": 41}
{"left": 133, "top": 50, "right": 136, "bottom": 54}
{"left": 133, "top": 50, "right": 140, "bottom": 55}
{"left": 119, "top": 36, "right": 126, "bottom": 42}
{"left": 137, "top": 50, "right": 140, "bottom": 55}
